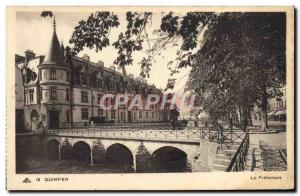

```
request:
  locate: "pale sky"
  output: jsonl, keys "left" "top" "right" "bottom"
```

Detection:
{"left": 15, "top": 11, "right": 191, "bottom": 93}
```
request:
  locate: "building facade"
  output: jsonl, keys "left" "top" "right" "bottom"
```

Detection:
{"left": 16, "top": 19, "right": 169, "bottom": 131}
{"left": 267, "top": 87, "right": 286, "bottom": 121}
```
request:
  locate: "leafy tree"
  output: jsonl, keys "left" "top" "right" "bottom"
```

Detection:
{"left": 40, "top": 11, "right": 286, "bottom": 130}
{"left": 184, "top": 13, "right": 286, "bottom": 130}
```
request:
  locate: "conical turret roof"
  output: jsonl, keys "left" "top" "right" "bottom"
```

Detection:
{"left": 42, "top": 18, "right": 64, "bottom": 65}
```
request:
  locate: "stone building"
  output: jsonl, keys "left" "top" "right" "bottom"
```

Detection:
{"left": 16, "top": 19, "right": 168, "bottom": 131}
{"left": 267, "top": 87, "right": 286, "bottom": 121}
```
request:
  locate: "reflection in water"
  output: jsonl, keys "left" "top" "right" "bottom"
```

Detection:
{"left": 105, "top": 143, "right": 134, "bottom": 170}
{"left": 152, "top": 146, "right": 188, "bottom": 172}
{"left": 17, "top": 136, "right": 191, "bottom": 173}
{"left": 72, "top": 141, "right": 91, "bottom": 163}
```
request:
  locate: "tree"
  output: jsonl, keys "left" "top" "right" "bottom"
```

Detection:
{"left": 184, "top": 13, "right": 286, "bottom": 130}
{"left": 41, "top": 11, "right": 286, "bottom": 130}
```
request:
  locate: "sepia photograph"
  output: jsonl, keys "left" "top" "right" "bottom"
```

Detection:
{"left": 7, "top": 6, "right": 294, "bottom": 190}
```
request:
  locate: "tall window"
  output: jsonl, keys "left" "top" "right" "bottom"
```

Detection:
{"left": 80, "top": 67, "right": 88, "bottom": 85}
{"left": 66, "top": 72, "right": 70, "bottom": 82}
{"left": 111, "top": 110, "right": 116, "bottom": 119}
{"left": 50, "top": 69, "right": 56, "bottom": 80}
{"left": 98, "top": 108, "right": 103, "bottom": 116}
{"left": 110, "top": 77, "right": 117, "bottom": 91}
{"left": 139, "top": 111, "right": 142, "bottom": 119}
{"left": 81, "top": 108, "right": 89, "bottom": 120}
{"left": 146, "top": 112, "right": 149, "bottom": 119}
{"left": 97, "top": 94, "right": 102, "bottom": 104}
{"left": 50, "top": 87, "right": 57, "bottom": 100}
{"left": 99, "top": 79, "right": 104, "bottom": 89}
{"left": 120, "top": 112, "right": 124, "bottom": 121}
{"left": 152, "top": 112, "right": 155, "bottom": 118}
{"left": 96, "top": 72, "right": 103, "bottom": 89}
{"left": 81, "top": 91, "right": 88, "bottom": 103}
{"left": 40, "top": 88, "right": 43, "bottom": 101}
{"left": 66, "top": 111, "right": 70, "bottom": 123}
{"left": 66, "top": 88, "right": 70, "bottom": 101}
{"left": 111, "top": 97, "right": 115, "bottom": 106}
{"left": 82, "top": 74, "right": 87, "bottom": 85}
{"left": 29, "top": 89, "right": 34, "bottom": 102}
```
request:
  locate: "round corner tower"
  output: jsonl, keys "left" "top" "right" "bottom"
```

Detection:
{"left": 38, "top": 18, "right": 71, "bottom": 129}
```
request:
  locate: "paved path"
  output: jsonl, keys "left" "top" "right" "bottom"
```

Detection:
{"left": 246, "top": 132, "right": 287, "bottom": 171}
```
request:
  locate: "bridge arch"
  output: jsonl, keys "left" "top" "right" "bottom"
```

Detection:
{"left": 47, "top": 139, "right": 60, "bottom": 160}
{"left": 72, "top": 141, "right": 91, "bottom": 163}
{"left": 152, "top": 146, "right": 188, "bottom": 172}
{"left": 106, "top": 143, "right": 134, "bottom": 172}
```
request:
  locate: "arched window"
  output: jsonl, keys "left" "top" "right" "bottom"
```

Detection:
{"left": 30, "top": 110, "right": 39, "bottom": 121}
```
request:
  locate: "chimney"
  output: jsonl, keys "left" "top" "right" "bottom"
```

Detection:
{"left": 24, "top": 50, "right": 35, "bottom": 60}
{"left": 135, "top": 76, "right": 142, "bottom": 81}
{"left": 82, "top": 54, "right": 90, "bottom": 61}
{"left": 97, "top": 60, "right": 104, "bottom": 67}
{"left": 109, "top": 65, "right": 116, "bottom": 71}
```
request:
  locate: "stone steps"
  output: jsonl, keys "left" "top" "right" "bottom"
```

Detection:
{"left": 213, "top": 143, "right": 241, "bottom": 171}
{"left": 216, "top": 154, "right": 232, "bottom": 160}
{"left": 213, "top": 163, "right": 228, "bottom": 171}
{"left": 214, "top": 159, "right": 231, "bottom": 165}
{"left": 218, "top": 149, "right": 237, "bottom": 155}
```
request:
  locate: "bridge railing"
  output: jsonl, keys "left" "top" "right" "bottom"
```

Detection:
{"left": 47, "top": 126, "right": 246, "bottom": 144}
{"left": 226, "top": 128, "right": 250, "bottom": 172}
{"left": 47, "top": 128, "right": 206, "bottom": 142}
{"left": 200, "top": 128, "right": 245, "bottom": 144}
{"left": 58, "top": 122, "right": 173, "bottom": 130}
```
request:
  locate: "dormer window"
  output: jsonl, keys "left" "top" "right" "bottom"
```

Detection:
{"left": 110, "top": 76, "right": 115, "bottom": 91}
{"left": 82, "top": 74, "right": 87, "bottom": 85}
{"left": 80, "top": 67, "right": 88, "bottom": 85}
{"left": 31, "top": 72, "right": 37, "bottom": 81}
{"left": 66, "top": 71, "right": 70, "bottom": 82}
{"left": 29, "top": 89, "right": 34, "bottom": 102}
{"left": 96, "top": 72, "right": 103, "bottom": 89}
{"left": 50, "top": 69, "right": 56, "bottom": 80}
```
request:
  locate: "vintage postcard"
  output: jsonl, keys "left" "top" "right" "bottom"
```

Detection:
{"left": 6, "top": 6, "right": 294, "bottom": 190}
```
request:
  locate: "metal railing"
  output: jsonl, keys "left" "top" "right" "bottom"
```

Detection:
{"left": 226, "top": 128, "right": 250, "bottom": 172}
{"left": 200, "top": 128, "right": 245, "bottom": 144}
{"left": 47, "top": 126, "right": 246, "bottom": 144}
{"left": 47, "top": 127, "right": 205, "bottom": 143}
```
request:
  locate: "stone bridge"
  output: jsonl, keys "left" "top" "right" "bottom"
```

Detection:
{"left": 45, "top": 127, "right": 222, "bottom": 172}
{"left": 46, "top": 126, "right": 245, "bottom": 172}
